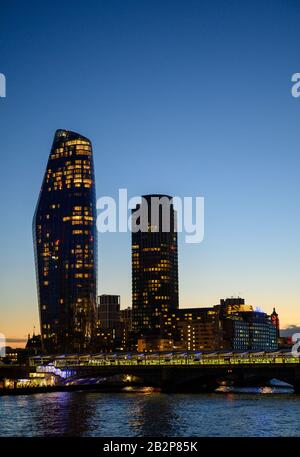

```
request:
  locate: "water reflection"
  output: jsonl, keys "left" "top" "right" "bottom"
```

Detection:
{"left": 42, "top": 392, "right": 97, "bottom": 436}
{"left": 1, "top": 392, "right": 300, "bottom": 437}
{"left": 127, "top": 393, "right": 179, "bottom": 436}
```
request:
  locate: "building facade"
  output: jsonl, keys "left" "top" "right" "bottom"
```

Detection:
{"left": 175, "top": 299, "right": 278, "bottom": 352}
{"left": 94, "top": 296, "right": 134, "bottom": 352}
{"left": 220, "top": 310, "right": 278, "bottom": 351}
{"left": 97, "top": 295, "right": 120, "bottom": 329}
{"left": 95, "top": 295, "right": 121, "bottom": 352}
{"left": 131, "top": 195, "right": 179, "bottom": 344}
{"left": 33, "top": 129, "right": 97, "bottom": 354}
{"left": 175, "top": 307, "right": 219, "bottom": 350}
{"left": 120, "top": 307, "right": 133, "bottom": 351}
{"left": 217, "top": 298, "right": 278, "bottom": 350}
{"left": 271, "top": 307, "right": 280, "bottom": 342}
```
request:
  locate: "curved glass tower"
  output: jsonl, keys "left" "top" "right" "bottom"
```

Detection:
{"left": 33, "top": 129, "right": 97, "bottom": 354}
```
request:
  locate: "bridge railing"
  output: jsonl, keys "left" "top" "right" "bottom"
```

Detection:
{"left": 30, "top": 350, "right": 300, "bottom": 369}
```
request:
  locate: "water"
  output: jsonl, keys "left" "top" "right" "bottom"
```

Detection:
{"left": 0, "top": 391, "right": 300, "bottom": 437}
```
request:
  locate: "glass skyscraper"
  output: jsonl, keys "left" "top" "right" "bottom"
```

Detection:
{"left": 33, "top": 129, "right": 97, "bottom": 354}
{"left": 131, "top": 195, "right": 179, "bottom": 340}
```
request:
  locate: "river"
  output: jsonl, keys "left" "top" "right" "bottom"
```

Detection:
{"left": 1, "top": 390, "right": 300, "bottom": 436}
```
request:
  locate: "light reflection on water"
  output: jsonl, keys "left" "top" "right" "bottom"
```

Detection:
{"left": 216, "top": 386, "right": 294, "bottom": 394}
{"left": 1, "top": 391, "right": 300, "bottom": 437}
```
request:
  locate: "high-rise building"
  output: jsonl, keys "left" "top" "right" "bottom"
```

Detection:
{"left": 97, "top": 295, "right": 120, "bottom": 329}
{"left": 132, "top": 194, "right": 179, "bottom": 342}
{"left": 120, "top": 307, "right": 132, "bottom": 329}
{"left": 95, "top": 295, "right": 122, "bottom": 352}
{"left": 33, "top": 129, "right": 97, "bottom": 354}
{"left": 120, "top": 307, "right": 132, "bottom": 351}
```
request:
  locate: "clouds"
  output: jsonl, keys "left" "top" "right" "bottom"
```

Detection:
{"left": 6, "top": 338, "right": 27, "bottom": 344}
{"left": 281, "top": 325, "right": 300, "bottom": 337}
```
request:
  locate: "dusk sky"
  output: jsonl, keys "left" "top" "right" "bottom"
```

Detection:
{"left": 0, "top": 0, "right": 300, "bottom": 344}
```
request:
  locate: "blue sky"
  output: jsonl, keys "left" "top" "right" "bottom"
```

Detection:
{"left": 0, "top": 0, "right": 300, "bottom": 342}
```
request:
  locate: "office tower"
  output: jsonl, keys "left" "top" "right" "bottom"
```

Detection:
{"left": 95, "top": 295, "right": 121, "bottom": 352}
{"left": 131, "top": 194, "right": 179, "bottom": 342}
{"left": 220, "top": 309, "right": 278, "bottom": 350}
{"left": 33, "top": 129, "right": 97, "bottom": 354}
{"left": 120, "top": 307, "right": 132, "bottom": 330}
{"left": 120, "top": 307, "right": 132, "bottom": 351}
{"left": 217, "top": 298, "right": 278, "bottom": 350}
{"left": 97, "top": 295, "right": 120, "bottom": 329}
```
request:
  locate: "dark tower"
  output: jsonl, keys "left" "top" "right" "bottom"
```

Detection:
{"left": 271, "top": 307, "right": 280, "bottom": 342}
{"left": 33, "top": 129, "right": 97, "bottom": 354}
{"left": 131, "top": 194, "right": 179, "bottom": 341}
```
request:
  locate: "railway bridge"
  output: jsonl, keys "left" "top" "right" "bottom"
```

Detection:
{"left": 30, "top": 350, "right": 300, "bottom": 393}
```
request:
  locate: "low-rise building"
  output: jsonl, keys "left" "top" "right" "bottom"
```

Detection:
{"left": 137, "top": 336, "right": 174, "bottom": 352}
{"left": 175, "top": 298, "right": 278, "bottom": 352}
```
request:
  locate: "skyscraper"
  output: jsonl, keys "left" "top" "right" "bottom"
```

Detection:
{"left": 131, "top": 195, "right": 179, "bottom": 342}
{"left": 33, "top": 129, "right": 97, "bottom": 354}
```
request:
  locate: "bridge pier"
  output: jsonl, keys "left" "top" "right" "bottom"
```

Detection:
{"left": 160, "top": 368, "right": 177, "bottom": 393}
{"left": 293, "top": 383, "right": 300, "bottom": 394}
{"left": 293, "top": 367, "right": 300, "bottom": 394}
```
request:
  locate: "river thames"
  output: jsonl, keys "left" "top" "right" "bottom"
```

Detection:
{"left": 0, "top": 391, "right": 300, "bottom": 437}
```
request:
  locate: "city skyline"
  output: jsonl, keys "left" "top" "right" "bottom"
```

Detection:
{"left": 1, "top": 0, "right": 300, "bottom": 344}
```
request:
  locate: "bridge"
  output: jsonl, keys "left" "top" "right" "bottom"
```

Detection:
{"left": 29, "top": 350, "right": 300, "bottom": 393}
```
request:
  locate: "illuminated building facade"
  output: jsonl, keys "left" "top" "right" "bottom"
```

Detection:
{"left": 175, "top": 307, "right": 219, "bottom": 350}
{"left": 95, "top": 298, "right": 133, "bottom": 352}
{"left": 219, "top": 297, "right": 253, "bottom": 316}
{"left": 218, "top": 298, "right": 278, "bottom": 350}
{"left": 120, "top": 307, "right": 133, "bottom": 350}
{"left": 221, "top": 310, "right": 278, "bottom": 350}
{"left": 175, "top": 300, "right": 278, "bottom": 351}
{"left": 137, "top": 336, "right": 174, "bottom": 352}
{"left": 132, "top": 195, "right": 179, "bottom": 342}
{"left": 33, "top": 129, "right": 97, "bottom": 354}
{"left": 95, "top": 295, "right": 121, "bottom": 352}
